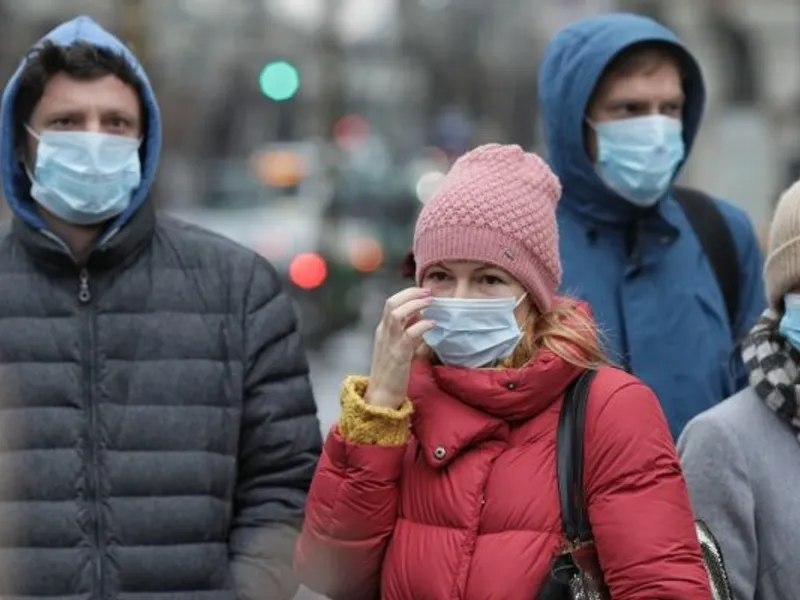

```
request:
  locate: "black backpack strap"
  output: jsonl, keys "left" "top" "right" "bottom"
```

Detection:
{"left": 556, "top": 370, "right": 598, "bottom": 543}
{"left": 673, "top": 186, "right": 740, "bottom": 330}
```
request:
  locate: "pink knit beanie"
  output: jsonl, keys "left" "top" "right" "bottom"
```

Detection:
{"left": 413, "top": 143, "right": 562, "bottom": 312}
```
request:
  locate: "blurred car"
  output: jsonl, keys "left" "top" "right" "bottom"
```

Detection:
{"left": 327, "top": 159, "right": 420, "bottom": 289}
{"left": 167, "top": 154, "right": 375, "bottom": 351}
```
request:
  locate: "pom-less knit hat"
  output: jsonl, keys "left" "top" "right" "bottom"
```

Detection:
{"left": 413, "top": 144, "right": 562, "bottom": 312}
{"left": 765, "top": 179, "right": 800, "bottom": 309}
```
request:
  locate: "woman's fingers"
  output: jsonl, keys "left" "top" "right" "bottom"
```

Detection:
{"left": 383, "top": 287, "right": 430, "bottom": 318}
{"left": 374, "top": 287, "right": 436, "bottom": 354}
{"left": 404, "top": 319, "right": 435, "bottom": 343}
{"left": 389, "top": 297, "right": 432, "bottom": 327}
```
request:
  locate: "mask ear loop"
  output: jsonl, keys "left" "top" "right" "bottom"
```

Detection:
{"left": 20, "top": 124, "right": 41, "bottom": 183}
{"left": 24, "top": 124, "right": 40, "bottom": 140}
{"left": 23, "top": 164, "right": 36, "bottom": 182}
{"left": 514, "top": 293, "right": 527, "bottom": 308}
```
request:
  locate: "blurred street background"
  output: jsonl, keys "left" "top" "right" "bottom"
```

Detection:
{"left": 1, "top": 1, "right": 799, "bottom": 595}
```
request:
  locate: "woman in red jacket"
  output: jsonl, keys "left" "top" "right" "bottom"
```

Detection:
{"left": 295, "top": 144, "right": 710, "bottom": 599}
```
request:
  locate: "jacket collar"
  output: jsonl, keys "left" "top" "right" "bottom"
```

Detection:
{"left": 408, "top": 352, "right": 582, "bottom": 469}
{"left": 11, "top": 201, "right": 155, "bottom": 272}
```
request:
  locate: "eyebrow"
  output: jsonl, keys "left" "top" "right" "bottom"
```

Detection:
{"left": 43, "top": 107, "right": 139, "bottom": 121}
{"left": 607, "top": 94, "right": 685, "bottom": 106}
{"left": 467, "top": 266, "right": 508, "bottom": 277}
{"left": 104, "top": 108, "right": 139, "bottom": 122}
{"left": 476, "top": 268, "right": 509, "bottom": 278}
{"left": 41, "top": 108, "right": 83, "bottom": 119}
{"left": 427, "top": 264, "right": 507, "bottom": 277}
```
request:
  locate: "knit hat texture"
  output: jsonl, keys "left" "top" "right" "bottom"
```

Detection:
{"left": 413, "top": 143, "right": 562, "bottom": 312}
{"left": 765, "top": 178, "right": 800, "bottom": 309}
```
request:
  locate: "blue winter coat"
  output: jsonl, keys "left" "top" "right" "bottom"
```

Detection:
{"left": 538, "top": 13, "right": 766, "bottom": 437}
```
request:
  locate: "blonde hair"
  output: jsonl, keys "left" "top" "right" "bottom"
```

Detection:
{"left": 421, "top": 296, "right": 611, "bottom": 370}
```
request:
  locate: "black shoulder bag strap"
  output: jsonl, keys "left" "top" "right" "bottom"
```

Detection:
{"left": 556, "top": 369, "right": 598, "bottom": 545}
{"left": 537, "top": 370, "right": 601, "bottom": 599}
{"left": 673, "top": 186, "right": 740, "bottom": 330}
{"left": 537, "top": 370, "right": 600, "bottom": 600}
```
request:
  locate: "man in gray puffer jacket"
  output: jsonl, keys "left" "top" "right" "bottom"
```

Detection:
{"left": 0, "top": 15, "right": 322, "bottom": 600}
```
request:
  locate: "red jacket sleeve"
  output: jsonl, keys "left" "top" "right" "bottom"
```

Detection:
{"left": 583, "top": 372, "right": 711, "bottom": 599}
{"left": 294, "top": 427, "right": 405, "bottom": 600}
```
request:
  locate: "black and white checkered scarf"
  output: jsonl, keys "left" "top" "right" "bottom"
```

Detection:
{"left": 741, "top": 309, "right": 800, "bottom": 440}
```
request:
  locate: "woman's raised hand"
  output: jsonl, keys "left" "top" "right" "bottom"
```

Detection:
{"left": 364, "top": 287, "right": 436, "bottom": 410}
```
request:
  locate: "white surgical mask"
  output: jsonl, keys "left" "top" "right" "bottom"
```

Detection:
{"left": 25, "top": 125, "right": 142, "bottom": 225}
{"left": 423, "top": 295, "right": 525, "bottom": 368}
{"left": 593, "top": 115, "right": 685, "bottom": 207}
{"left": 779, "top": 294, "right": 800, "bottom": 352}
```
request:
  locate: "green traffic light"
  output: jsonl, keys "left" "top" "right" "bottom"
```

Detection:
{"left": 259, "top": 61, "right": 300, "bottom": 102}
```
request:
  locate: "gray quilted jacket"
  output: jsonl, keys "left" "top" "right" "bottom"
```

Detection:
{"left": 0, "top": 206, "right": 322, "bottom": 599}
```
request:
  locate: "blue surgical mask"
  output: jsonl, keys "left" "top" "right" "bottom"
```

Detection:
{"left": 779, "top": 294, "right": 800, "bottom": 351}
{"left": 422, "top": 295, "right": 525, "bottom": 368}
{"left": 593, "top": 115, "right": 685, "bottom": 207}
{"left": 25, "top": 126, "right": 142, "bottom": 225}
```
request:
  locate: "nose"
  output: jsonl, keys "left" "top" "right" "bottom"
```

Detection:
{"left": 84, "top": 114, "right": 103, "bottom": 133}
{"left": 452, "top": 279, "right": 472, "bottom": 299}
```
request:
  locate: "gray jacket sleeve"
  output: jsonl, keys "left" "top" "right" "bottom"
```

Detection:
{"left": 230, "top": 255, "right": 323, "bottom": 600}
{"left": 677, "top": 414, "right": 757, "bottom": 600}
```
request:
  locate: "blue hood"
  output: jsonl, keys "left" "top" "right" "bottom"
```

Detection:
{"left": 0, "top": 15, "right": 162, "bottom": 232}
{"left": 538, "top": 12, "right": 705, "bottom": 223}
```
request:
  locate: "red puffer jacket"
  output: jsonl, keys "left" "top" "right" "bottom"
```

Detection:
{"left": 296, "top": 352, "right": 710, "bottom": 599}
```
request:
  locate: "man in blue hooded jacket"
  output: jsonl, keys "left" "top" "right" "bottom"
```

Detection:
{"left": 0, "top": 15, "right": 321, "bottom": 599}
{"left": 539, "top": 13, "right": 766, "bottom": 437}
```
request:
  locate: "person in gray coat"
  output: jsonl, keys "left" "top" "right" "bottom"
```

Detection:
{"left": 0, "top": 15, "right": 321, "bottom": 600}
{"left": 678, "top": 179, "right": 800, "bottom": 600}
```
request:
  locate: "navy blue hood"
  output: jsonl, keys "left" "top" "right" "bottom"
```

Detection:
{"left": 0, "top": 15, "right": 162, "bottom": 232}
{"left": 538, "top": 12, "right": 705, "bottom": 223}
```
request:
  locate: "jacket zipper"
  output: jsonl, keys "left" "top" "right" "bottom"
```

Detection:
{"left": 79, "top": 268, "right": 104, "bottom": 598}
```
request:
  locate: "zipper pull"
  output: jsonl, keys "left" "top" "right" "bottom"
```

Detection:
{"left": 78, "top": 268, "right": 91, "bottom": 303}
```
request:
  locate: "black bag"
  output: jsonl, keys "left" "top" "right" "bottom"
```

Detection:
{"left": 538, "top": 370, "right": 735, "bottom": 600}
